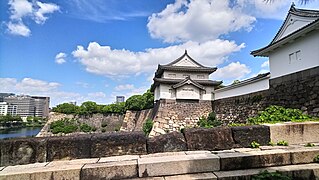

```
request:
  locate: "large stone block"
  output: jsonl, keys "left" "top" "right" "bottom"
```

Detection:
{"left": 81, "top": 160, "right": 138, "bottom": 180}
{"left": 290, "top": 147, "right": 319, "bottom": 164}
{"left": 231, "top": 125, "right": 270, "bottom": 147}
{"left": 47, "top": 135, "right": 91, "bottom": 161}
{"left": 138, "top": 153, "right": 220, "bottom": 177}
{"left": 91, "top": 132, "right": 147, "bottom": 157}
{"left": 0, "top": 137, "right": 47, "bottom": 166}
{"left": 265, "top": 122, "right": 319, "bottom": 145}
{"left": 164, "top": 173, "right": 217, "bottom": 180}
{"left": 184, "top": 127, "right": 235, "bottom": 151}
{"left": 147, "top": 132, "right": 187, "bottom": 153}
{"left": 218, "top": 149, "right": 291, "bottom": 171}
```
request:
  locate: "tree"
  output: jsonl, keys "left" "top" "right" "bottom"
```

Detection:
{"left": 78, "top": 101, "right": 99, "bottom": 115}
{"left": 125, "top": 95, "right": 145, "bottom": 111}
{"left": 52, "top": 103, "right": 79, "bottom": 114}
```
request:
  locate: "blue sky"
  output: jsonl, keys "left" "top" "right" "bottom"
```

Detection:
{"left": 0, "top": 0, "right": 318, "bottom": 107}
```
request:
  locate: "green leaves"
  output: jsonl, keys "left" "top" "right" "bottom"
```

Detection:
{"left": 248, "top": 105, "right": 312, "bottom": 125}
{"left": 125, "top": 89, "right": 154, "bottom": 111}
{"left": 142, "top": 119, "right": 153, "bottom": 136}
{"left": 197, "top": 112, "right": 222, "bottom": 128}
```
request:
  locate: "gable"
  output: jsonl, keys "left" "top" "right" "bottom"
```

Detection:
{"left": 171, "top": 56, "right": 201, "bottom": 67}
{"left": 273, "top": 14, "right": 317, "bottom": 42}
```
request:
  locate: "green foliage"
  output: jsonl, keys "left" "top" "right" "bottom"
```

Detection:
{"left": 101, "top": 102, "right": 126, "bottom": 114}
{"left": 50, "top": 118, "right": 78, "bottom": 134}
{"left": 305, "top": 143, "right": 315, "bottom": 147}
{"left": 80, "top": 123, "right": 93, "bottom": 132}
{"left": 252, "top": 170, "right": 291, "bottom": 180}
{"left": 247, "top": 105, "right": 312, "bottom": 125}
{"left": 143, "top": 119, "right": 154, "bottom": 136}
{"left": 52, "top": 103, "right": 79, "bottom": 114}
{"left": 197, "top": 112, "right": 222, "bottom": 128}
{"left": 125, "top": 89, "right": 154, "bottom": 111}
{"left": 251, "top": 141, "right": 260, "bottom": 148}
{"left": 0, "top": 114, "right": 23, "bottom": 122}
{"left": 277, "top": 140, "right": 289, "bottom": 146}
{"left": 314, "top": 155, "right": 319, "bottom": 163}
{"left": 268, "top": 141, "right": 275, "bottom": 146}
{"left": 77, "top": 101, "right": 99, "bottom": 115}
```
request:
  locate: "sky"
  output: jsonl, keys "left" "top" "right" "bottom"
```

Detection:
{"left": 0, "top": 0, "right": 319, "bottom": 107}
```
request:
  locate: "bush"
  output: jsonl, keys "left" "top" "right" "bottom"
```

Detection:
{"left": 251, "top": 141, "right": 260, "bottom": 148}
{"left": 143, "top": 119, "right": 154, "bottom": 136}
{"left": 50, "top": 118, "right": 78, "bottom": 134}
{"left": 80, "top": 123, "right": 93, "bottom": 132}
{"left": 305, "top": 143, "right": 315, "bottom": 147}
{"left": 277, "top": 140, "right": 289, "bottom": 146}
{"left": 268, "top": 141, "right": 275, "bottom": 146}
{"left": 248, "top": 105, "right": 311, "bottom": 125}
{"left": 314, "top": 155, "right": 319, "bottom": 163}
{"left": 197, "top": 112, "right": 222, "bottom": 128}
{"left": 252, "top": 170, "right": 291, "bottom": 180}
{"left": 125, "top": 89, "right": 154, "bottom": 111}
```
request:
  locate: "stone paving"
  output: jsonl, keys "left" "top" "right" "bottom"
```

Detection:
{"left": 1, "top": 144, "right": 319, "bottom": 179}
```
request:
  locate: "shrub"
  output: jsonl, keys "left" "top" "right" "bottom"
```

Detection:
{"left": 247, "top": 105, "right": 311, "bottom": 125}
{"left": 252, "top": 170, "right": 291, "bottom": 180}
{"left": 314, "top": 155, "right": 319, "bottom": 163}
{"left": 268, "top": 141, "right": 275, "bottom": 146}
{"left": 80, "top": 123, "right": 93, "bottom": 132}
{"left": 305, "top": 143, "right": 315, "bottom": 147}
{"left": 197, "top": 112, "right": 222, "bottom": 128}
{"left": 277, "top": 140, "right": 289, "bottom": 146}
{"left": 251, "top": 141, "right": 260, "bottom": 148}
{"left": 143, "top": 119, "right": 154, "bottom": 136}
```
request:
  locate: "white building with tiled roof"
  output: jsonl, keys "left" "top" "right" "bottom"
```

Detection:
{"left": 151, "top": 50, "right": 222, "bottom": 101}
{"left": 251, "top": 4, "right": 319, "bottom": 79}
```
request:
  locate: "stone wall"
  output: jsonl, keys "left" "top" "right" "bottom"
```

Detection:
{"left": 214, "top": 66, "right": 319, "bottom": 123}
{"left": 37, "top": 113, "right": 124, "bottom": 137}
{"left": 2, "top": 122, "right": 318, "bottom": 167}
{"left": 121, "top": 109, "right": 153, "bottom": 132}
{"left": 150, "top": 99, "right": 213, "bottom": 136}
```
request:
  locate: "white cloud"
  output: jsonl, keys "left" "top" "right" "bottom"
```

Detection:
{"left": 261, "top": 60, "right": 269, "bottom": 68}
{"left": 55, "top": 52, "right": 67, "bottom": 64}
{"left": 76, "top": 82, "right": 90, "bottom": 88}
{"left": 147, "top": 0, "right": 256, "bottom": 43}
{"left": 212, "top": 62, "right": 251, "bottom": 80}
{"left": 115, "top": 84, "right": 135, "bottom": 91}
{"left": 72, "top": 40, "right": 245, "bottom": 78}
{"left": 33, "top": 1, "right": 60, "bottom": 24}
{"left": 6, "top": 21, "right": 31, "bottom": 37}
{"left": 6, "top": 0, "right": 59, "bottom": 36}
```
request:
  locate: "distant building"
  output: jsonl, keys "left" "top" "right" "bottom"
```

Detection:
{"left": 3, "top": 95, "right": 50, "bottom": 118}
{"left": 0, "top": 93, "right": 15, "bottom": 102}
{"left": 32, "top": 96, "right": 50, "bottom": 118}
{"left": 0, "top": 102, "right": 17, "bottom": 116}
{"left": 4, "top": 95, "right": 35, "bottom": 118}
{"left": 116, "top": 96, "right": 125, "bottom": 103}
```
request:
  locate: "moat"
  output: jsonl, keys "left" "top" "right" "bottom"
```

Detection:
{"left": 0, "top": 126, "right": 42, "bottom": 139}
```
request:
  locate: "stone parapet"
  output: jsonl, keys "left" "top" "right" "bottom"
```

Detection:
{"left": 2, "top": 146, "right": 319, "bottom": 179}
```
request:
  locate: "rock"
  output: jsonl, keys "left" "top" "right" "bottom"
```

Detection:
{"left": 91, "top": 132, "right": 147, "bottom": 157}
{"left": 0, "top": 137, "right": 47, "bottom": 166}
{"left": 147, "top": 131, "right": 187, "bottom": 153}
{"left": 231, "top": 125, "right": 270, "bottom": 147}
{"left": 47, "top": 135, "right": 91, "bottom": 161}
{"left": 184, "top": 127, "right": 235, "bottom": 151}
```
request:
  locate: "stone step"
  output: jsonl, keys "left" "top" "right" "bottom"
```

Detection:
{"left": 2, "top": 146, "right": 319, "bottom": 180}
{"left": 214, "top": 163, "right": 319, "bottom": 180}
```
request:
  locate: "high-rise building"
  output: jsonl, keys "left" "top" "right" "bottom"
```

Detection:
{"left": 0, "top": 93, "right": 15, "bottom": 102}
{"left": 0, "top": 102, "right": 18, "bottom": 116}
{"left": 116, "top": 96, "right": 125, "bottom": 103}
{"left": 32, "top": 96, "right": 50, "bottom": 118}
{"left": 4, "top": 95, "right": 35, "bottom": 118}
